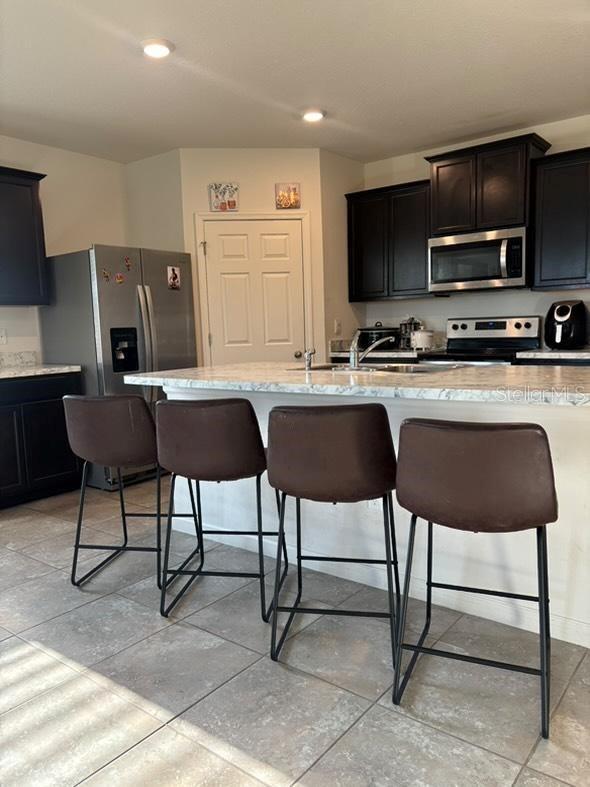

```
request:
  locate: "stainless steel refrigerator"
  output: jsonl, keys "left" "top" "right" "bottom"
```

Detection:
{"left": 40, "top": 244, "right": 197, "bottom": 489}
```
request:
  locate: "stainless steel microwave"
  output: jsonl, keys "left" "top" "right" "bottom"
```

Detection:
{"left": 428, "top": 227, "right": 526, "bottom": 293}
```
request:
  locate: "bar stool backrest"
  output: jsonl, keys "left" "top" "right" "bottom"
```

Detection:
{"left": 63, "top": 395, "right": 157, "bottom": 468}
{"left": 267, "top": 403, "right": 396, "bottom": 503}
{"left": 396, "top": 418, "right": 558, "bottom": 532}
{"left": 156, "top": 398, "right": 266, "bottom": 481}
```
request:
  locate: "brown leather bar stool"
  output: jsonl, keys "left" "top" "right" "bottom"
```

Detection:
{"left": 156, "top": 398, "right": 288, "bottom": 618}
{"left": 394, "top": 418, "right": 557, "bottom": 738}
{"left": 266, "top": 403, "right": 400, "bottom": 663}
{"left": 63, "top": 395, "right": 163, "bottom": 588}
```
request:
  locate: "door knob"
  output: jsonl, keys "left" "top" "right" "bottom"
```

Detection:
{"left": 294, "top": 350, "right": 302, "bottom": 358}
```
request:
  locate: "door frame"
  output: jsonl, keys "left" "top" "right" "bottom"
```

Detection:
{"left": 194, "top": 212, "right": 313, "bottom": 366}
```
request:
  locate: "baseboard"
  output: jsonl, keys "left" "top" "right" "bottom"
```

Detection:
{"left": 171, "top": 516, "right": 590, "bottom": 649}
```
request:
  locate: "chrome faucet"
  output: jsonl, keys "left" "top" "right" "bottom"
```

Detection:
{"left": 349, "top": 330, "right": 396, "bottom": 369}
{"left": 304, "top": 348, "right": 316, "bottom": 371}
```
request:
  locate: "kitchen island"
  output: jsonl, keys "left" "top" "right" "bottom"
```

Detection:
{"left": 126, "top": 362, "right": 590, "bottom": 648}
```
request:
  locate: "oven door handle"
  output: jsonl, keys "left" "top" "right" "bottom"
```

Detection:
{"left": 499, "top": 239, "right": 508, "bottom": 278}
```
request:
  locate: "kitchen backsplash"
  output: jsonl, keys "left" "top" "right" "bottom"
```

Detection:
{"left": 0, "top": 351, "right": 39, "bottom": 369}
{"left": 363, "top": 289, "right": 590, "bottom": 340}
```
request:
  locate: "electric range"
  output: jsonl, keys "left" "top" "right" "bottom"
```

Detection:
{"left": 420, "top": 316, "right": 541, "bottom": 365}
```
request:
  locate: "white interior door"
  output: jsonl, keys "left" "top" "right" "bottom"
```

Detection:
{"left": 204, "top": 219, "right": 305, "bottom": 364}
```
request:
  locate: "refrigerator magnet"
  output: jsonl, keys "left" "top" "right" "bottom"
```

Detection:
{"left": 167, "top": 266, "right": 181, "bottom": 290}
{"left": 124, "top": 256, "right": 132, "bottom": 271}
{"left": 114, "top": 272, "right": 125, "bottom": 284}
{"left": 102, "top": 268, "right": 111, "bottom": 283}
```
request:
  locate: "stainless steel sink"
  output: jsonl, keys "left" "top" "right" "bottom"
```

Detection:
{"left": 286, "top": 363, "right": 465, "bottom": 374}
{"left": 285, "top": 364, "right": 380, "bottom": 372}
{"left": 372, "top": 363, "right": 465, "bottom": 374}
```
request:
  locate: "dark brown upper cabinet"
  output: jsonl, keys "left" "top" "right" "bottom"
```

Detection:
{"left": 347, "top": 180, "right": 430, "bottom": 301}
{"left": 429, "top": 155, "right": 476, "bottom": 235}
{"left": 0, "top": 166, "right": 48, "bottom": 305}
{"left": 427, "top": 134, "right": 550, "bottom": 236}
{"left": 533, "top": 148, "right": 590, "bottom": 290}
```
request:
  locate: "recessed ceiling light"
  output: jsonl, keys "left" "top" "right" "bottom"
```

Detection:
{"left": 142, "top": 38, "right": 175, "bottom": 59}
{"left": 302, "top": 110, "right": 325, "bottom": 123}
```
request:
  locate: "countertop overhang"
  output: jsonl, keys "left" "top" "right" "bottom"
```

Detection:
{"left": 125, "top": 362, "right": 590, "bottom": 407}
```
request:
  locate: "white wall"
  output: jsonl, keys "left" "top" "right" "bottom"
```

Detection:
{"left": 178, "top": 148, "right": 327, "bottom": 361}
{"left": 319, "top": 150, "right": 364, "bottom": 344}
{"left": 0, "top": 135, "right": 128, "bottom": 355}
{"left": 361, "top": 114, "right": 590, "bottom": 333}
{"left": 124, "top": 149, "right": 184, "bottom": 251}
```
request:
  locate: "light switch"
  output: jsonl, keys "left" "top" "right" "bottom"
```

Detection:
{"left": 0, "top": 329, "right": 7, "bottom": 345}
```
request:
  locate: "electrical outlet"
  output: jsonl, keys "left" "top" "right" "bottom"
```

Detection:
{"left": 333, "top": 319, "right": 342, "bottom": 336}
{"left": 0, "top": 329, "right": 7, "bottom": 345}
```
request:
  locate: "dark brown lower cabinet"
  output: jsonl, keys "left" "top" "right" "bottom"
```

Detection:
{"left": 0, "top": 405, "right": 27, "bottom": 498}
{"left": 0, "top": 373, "right": 82, "bottom": 508}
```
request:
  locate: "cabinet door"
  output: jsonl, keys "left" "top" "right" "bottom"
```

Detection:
{"left": 21, "top": 399, "right": 80, "bottom": 491}
{"left": 430, "top": 155, "right": 476, "bottom": 235}
{"left": 534, "top": 156, "right": 590, "bottom": 288}
{"left": 0, "top": 169, "right": 47, "bottom": 305}
{"left": 477, "top": 145, "right": 526, "bottom": 228}
{"left": 0, "top": 405, "right": 27, "bottom": 499}
{"left": 348, "top": 194, "right": 389, "bottom": 300}
{"left": 390, "top": 185, "right": 429, "bottom": 295}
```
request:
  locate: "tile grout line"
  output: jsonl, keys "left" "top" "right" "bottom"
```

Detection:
{"left": 73, "top": 725, "right": 167, "bottom": 786}
{"left": 518, "top": 648, "right": 588, "bottom": 783}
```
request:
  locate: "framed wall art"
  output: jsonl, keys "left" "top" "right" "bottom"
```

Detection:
{"left": 208, "top": 182, "right": 239, "bottom": 211}
{"left": 275, "top": 182, "right": 301, "bottom": 209}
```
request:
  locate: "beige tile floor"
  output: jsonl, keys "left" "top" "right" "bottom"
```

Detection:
{"left": 0, "top": 479, "right": 588, "bottom": 786}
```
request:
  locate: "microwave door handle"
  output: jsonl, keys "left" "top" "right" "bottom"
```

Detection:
{"left": 145, "top": 285, "right": 159, "bottom": 403}
{"left": 499, "top": 239, "right": 508, "bottom": 278}
{"left": 137, "top": 285, "right": 153, "bottom": 403}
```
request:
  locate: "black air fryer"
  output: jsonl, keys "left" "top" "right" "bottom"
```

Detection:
{"left": 544, "top": 301, "right": 587, "bottom": 349}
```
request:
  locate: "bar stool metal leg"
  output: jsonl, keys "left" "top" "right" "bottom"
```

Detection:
{"left": 161, "top": 473, "right": 287, "bottom": 619}
{"left": 271, "top": 492, "right": 398, "bottom": 664}
{"left": 382, "top": 493, "right": 398, "bottom": 679}
{"left": 155, "top": 465, "right": 162, "bottom": 589}
{"left": 160, "top": 473, "right": 204, "bottom": 616}
{"left": 393, "top": 513, "right": 418, "bottom": 703}
{"left": 270, "top": 492, "right": 292, "bottom": 660}
{"left": 257, "top": 475, "right": 289, "bottom": 622}
{"left": 388, "top": 493, "right": 401, "bottom": 601}
{"left": 537, "top": 526, "right": 550, "bottom": 738}
{"left": 71, "top": 463, "right": 130, "bottom": 586}
{"left": 394, "top": 516, "right": 552, "bottom": 739}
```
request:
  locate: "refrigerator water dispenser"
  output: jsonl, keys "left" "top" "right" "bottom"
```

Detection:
{"left": 110, "top": 327, "right": 139, "bottom": 373}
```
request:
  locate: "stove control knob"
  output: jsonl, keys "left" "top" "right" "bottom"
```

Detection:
{"left": 460, "top": 323, "right": 468, "bottom": 330}
{"left": 514, "top": 321, "right": 522, "bottom": 330}
{"left": 451, "top": 323, "right": 459, "bottom": 331}
{"left": 524, "top": 321, "right": 532, "bottom": 330}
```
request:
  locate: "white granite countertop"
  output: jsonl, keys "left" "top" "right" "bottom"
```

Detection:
{"left": 0, "top": 364, "right": 82, "bottom": 380}
{"left": 517, "top": 349, "right": 590, "bottom": 360}
{"left": 125, "top": 361, "right": 590, "bottom": 406}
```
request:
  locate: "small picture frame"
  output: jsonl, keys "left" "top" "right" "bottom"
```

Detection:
{"left": 275, "top": 182, "right": 301, "bottom": 209}
{"left": 208, "top": 182, "right": 239, "bottom": 212}
{"left": 167, "top": 265, "right": 181, "bottom": 290}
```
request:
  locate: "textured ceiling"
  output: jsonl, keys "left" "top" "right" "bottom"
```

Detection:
{"left": 1, "top": 0, "right": 589, "bottom": 162}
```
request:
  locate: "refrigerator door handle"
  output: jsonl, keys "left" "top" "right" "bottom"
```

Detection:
{"left": 144, "top": 285, "right": 159, "bottom": 404}
{"left": 137, "top": 284, "right": 153, "bottom": 402}
{"left": 145, "top": 285, "right": 159, "bottom": 371}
